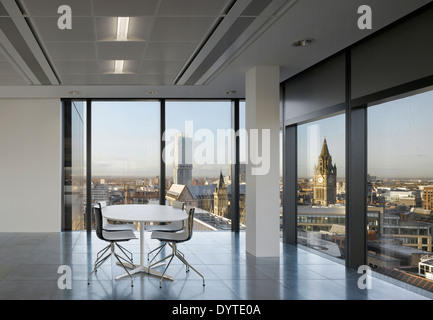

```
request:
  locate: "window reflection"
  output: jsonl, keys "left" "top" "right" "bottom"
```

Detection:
{"left": 297, "top": 114, "right": 346, "bottom": 260}
{"left": 367, "top": 89, "right": 433, "bottom": 289}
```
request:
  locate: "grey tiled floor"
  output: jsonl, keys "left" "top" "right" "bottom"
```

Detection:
{"left": 0, "top": 231, "right": 431, "bottom": 300}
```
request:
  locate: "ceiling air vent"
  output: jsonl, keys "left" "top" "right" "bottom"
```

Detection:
{"left": 174, "top": 0, "right": 299, "bottom": 86}
{"left": 0, "top": 0, "right": 59, "bottom": 85}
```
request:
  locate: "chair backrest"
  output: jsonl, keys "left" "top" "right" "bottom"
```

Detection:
{"left": 184, "top": 206, "right": 195, "bottom": 242}
{"left": 94, "top": 203, "right": 105, "bottom": 241}
{"left": 172, "top": 200, "right": 185, "bottom": 210}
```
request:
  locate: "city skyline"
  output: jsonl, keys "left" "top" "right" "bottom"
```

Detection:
{"left": 91, "top": 90, "right": 433, "bottom": 179}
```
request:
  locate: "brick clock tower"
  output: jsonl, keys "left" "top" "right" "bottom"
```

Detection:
{"left": 314, "top": 138, "right": 337, "bottom": 206}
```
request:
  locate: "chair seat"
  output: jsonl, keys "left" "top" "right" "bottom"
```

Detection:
{"left": 146, "top": 220, "right": 183, "bottom": 232}
{"left": 102, "top": 230, "right": 137, "bottom": 242}
{"left": 104, "top": 222, "right": 136, "bottom": 231}
{"left": 151, "top": 229, "right": 188, "bottom": 242}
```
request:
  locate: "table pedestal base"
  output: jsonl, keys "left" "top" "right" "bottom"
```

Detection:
{"left": 115, "top": 261, "right": 174, "bottom": 281}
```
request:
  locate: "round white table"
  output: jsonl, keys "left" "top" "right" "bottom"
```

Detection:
{"left": 103, "top": 204, "right": 188, "bottom": 281}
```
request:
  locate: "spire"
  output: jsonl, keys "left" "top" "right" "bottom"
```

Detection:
{"left": 320, "top": 137, "right": 331, "bottom": 158}
{"left": 218, "top": 169, "right": 224, "bottom": 188}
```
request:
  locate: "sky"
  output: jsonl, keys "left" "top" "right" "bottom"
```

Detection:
{"left": 297, "top": 89, "right": 433, "bottom": 180}
{"left": 367, "top": 89, "right": 433, "bottom": 179}
{"left": 91, "top": 100, "right": 233, "bottom": 178}
{"left": 90, "top": 89, "right": 433, "bottom": 180}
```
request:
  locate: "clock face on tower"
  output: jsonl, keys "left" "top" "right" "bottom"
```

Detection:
{"left": 317, "top": 176, "right": 323, "bottom": 183}
{"left": 328, "top": 176, "right": 333, "bottom": 183}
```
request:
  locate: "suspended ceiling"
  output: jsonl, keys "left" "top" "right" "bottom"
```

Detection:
{"left": 0, "top": 0, "right": 430, "bottom": 98}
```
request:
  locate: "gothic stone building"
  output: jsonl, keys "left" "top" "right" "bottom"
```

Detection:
{"left": 314, "top": 138, "right": 337, "bottom": 206}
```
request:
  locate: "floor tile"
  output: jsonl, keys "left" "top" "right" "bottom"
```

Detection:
{"left": 0, "top": 231, "right": 431, "bottom": 301}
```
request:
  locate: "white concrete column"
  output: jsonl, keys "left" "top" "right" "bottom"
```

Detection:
{"left": 245, "top": 66, "right": 280, "bottom": 257}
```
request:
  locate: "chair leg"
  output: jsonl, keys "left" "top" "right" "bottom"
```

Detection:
{"left": 151, "top": 242, "right": 205, "bottom": 288}
{"left": 88, "top": 246, "right": 112, "bottom": 284}
{"left": 148, "top": 242, "right": 185, "bottom": 266}
{"left": 148, "top": 242, "right": 167, "bottom": 264}
{"left": 159, "top": 255, "right": 175, "bottom": 288}
{"left": 176, "top": 248, "right": 205, "bottom": 286}
{"left": 113, "top": 249, "right": 134, "bottom": 287}
{"left": 116, "top": 243, "right": 134, "bottom": 265}
{"left": 88, "top": 243, "right": 134, "bottom": 287}
{"left": 94, "top": 244, "right": 111, "bottom": 269}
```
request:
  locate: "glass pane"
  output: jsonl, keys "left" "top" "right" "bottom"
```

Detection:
{"left": 63, "top": 100, "right": 87, "bottom": 231}
{"left": 165, "top": 101, "right": 237, "bottom": 230}
{"left": 297, "top": 113, "right": 346, "bottom": 260}
{"left": 91, "top": 101, "right": 160, "bottom": 215}
{"left": 367, "top": 89, "right": 433, "bottom": 287}
{"left": 239, "top": 101, "right": 246, "bottom": 227}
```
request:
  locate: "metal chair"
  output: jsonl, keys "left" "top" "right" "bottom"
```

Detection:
{"left": 146, "top": 200, "right": 185, "bottom": 263}
{"left": 149, "top": 206, "right": 205, "bottom": 288}
{"left": 87, "top": 204, "right": 137, "bottom": 287}
{"left": 98, "top": 201, "right": 135, "bottom": 263}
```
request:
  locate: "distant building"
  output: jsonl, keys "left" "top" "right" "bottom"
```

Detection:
{"left": 173, "top": 133, "right": 193, "bottom": 186}
{"left": 166, "top": 180, "right": 246, "bottom": 222}
{"left": 214, "top": 171, "right": 228, "bottom": 216}
{"left": 419, "top": 255, "right": 433, "bottom": 280}
{"left": 92, "top": 184, "right": 109, "bottom": 204}
{"left": 423, "top": 186, "right": 433, "bottom": 210}
{"left": 313, "top": 138, "right": 337, "bottom": 206}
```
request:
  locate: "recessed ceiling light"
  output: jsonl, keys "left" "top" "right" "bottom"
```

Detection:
{"left": 146, "top": 90, "right": 159, "bottom": 95}
{"left": 116, "top": 17, "right": 130, "bottom": 41}
{"left": 292, "top": 38, "right": 314, "bottom": 47}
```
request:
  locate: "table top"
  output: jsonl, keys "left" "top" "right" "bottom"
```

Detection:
{"left": 103, "top": 204, "right": 187, "bottom": 223}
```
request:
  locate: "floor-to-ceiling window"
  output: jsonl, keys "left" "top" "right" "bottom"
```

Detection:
{"left": 91, "top": 101, "right": 160, "bottom": 218}
{"left": 239, "top": 101, "right": 247, "bottom": 227}
{"left": 63, "top": 100, "right": 87, "bottom": 231}
{"left": 164, "top": 100, "right": 237, "bottom": 230}
{"left": 297, "top": 113, "right": 346, "bottom": 260}
{"left": 367, "top": 89, "right": 433, "bottom": 279}
{"left": 62, "top": 98, "right": 243, "bottom": 231}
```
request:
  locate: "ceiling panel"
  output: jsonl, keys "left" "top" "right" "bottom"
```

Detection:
{"left": 98, "top": 73, "right": 137, "bottom": 84}
{"left": 91, "top": 0, "right": 159, "bottom": 16}
{"left": 136, "top": 73, "right": 177, "bottom": 85}
{"left": 0, "top": 0, "right": 428, "bottom": 96}
{"left": 149, "top": 17, "right": 217, "bottom": 42}
{"left": 45, "top": 42, "right": 97, "bottom": 60}
{"left": 143, "top": 42, "right": 199, "bottom": 60}
{"left": 22, "top": 0, "right": 92, "bottom": 17}
{"left": 0, "top": 60, "right": 20, "bottom": 73}
{"left": 60, "top": 74, "right": 101, "bottom": 85}
{"left": 157, "top": 0, "right": 232, "bottom": 16}
{"left": 32, "top": 17, "right": 95, "bottom": 42}
{"left": 0, "top": 73, "right": 29, "bottom": 85}
{"left": 138, "top": 60, "right": 184, "bottom": 75}
{"left": 55, "top": 60, "right": 99, "bottom": 74}
{"left": 96, "top": 42, "right": 146, "bottom": 60}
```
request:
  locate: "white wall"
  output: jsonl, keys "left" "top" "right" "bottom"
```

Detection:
{"left": 0, "top": 99, "right": 61, "bottom": 232}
